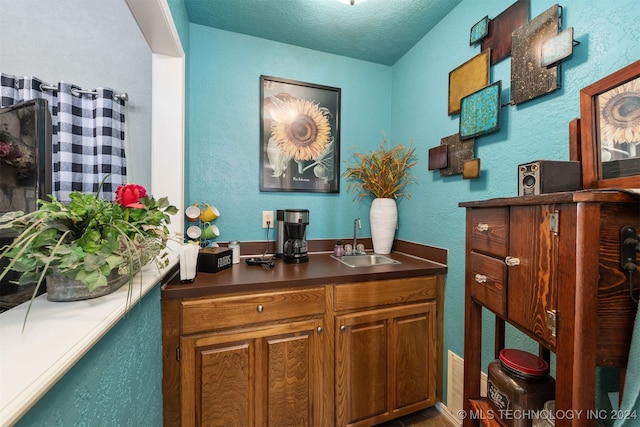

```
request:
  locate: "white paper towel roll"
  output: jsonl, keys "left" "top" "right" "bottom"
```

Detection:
{"left": 179, "top": 243, "right": 200, "bottom": 283}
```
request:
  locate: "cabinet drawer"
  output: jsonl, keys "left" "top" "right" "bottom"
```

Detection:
{"left": 468, "top": 252, "right": 506, "bottom": 317}
{"left": 334, "top": 276, "right": 438, "bottom": 312}
{"left": 470, "top": 207, "right": 508, "bottom": 258}
{"left": 181, "top": 287, "right": 325, "bottom": 334}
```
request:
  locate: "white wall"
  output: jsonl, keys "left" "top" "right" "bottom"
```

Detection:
{"left": 0, "top": 0, "right": 153, "bottom": 188}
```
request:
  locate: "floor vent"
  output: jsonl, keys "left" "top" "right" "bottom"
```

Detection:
{"left": 444, "top": 351, "right": 487, "bottom": 426}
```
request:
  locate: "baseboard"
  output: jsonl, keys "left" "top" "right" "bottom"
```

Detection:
{"left": 436, "top": 401, "right": 462, "bottom": 427}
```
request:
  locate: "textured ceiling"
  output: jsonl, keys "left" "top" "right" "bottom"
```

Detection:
{"left": 183, "top": 0, "right": 462, "bottom": 66}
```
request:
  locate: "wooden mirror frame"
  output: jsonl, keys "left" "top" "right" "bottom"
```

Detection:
{"left": 578, "top": 60, "right": 640, "bottom": 189}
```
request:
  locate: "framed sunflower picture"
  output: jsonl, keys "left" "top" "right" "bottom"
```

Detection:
{"left": 577, "top": 60, "right": 640, "bottom": 189}
{"left": 260, "top": 75, "right": 341, "bottom": 193}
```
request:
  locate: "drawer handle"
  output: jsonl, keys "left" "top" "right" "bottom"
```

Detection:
{"left": 474, "top": 274, "right": 488, "bottom": 284}
{"left": 317, "top": 326, "right": 323, "bottom": 333}
{"left": 476, "top": 223, "right": 489, "bottom": 232}
{"left": 505, "top": 256, "right": 520, "bottom": 267}
{"left": 340, "top": 325, "right": 346, "bottom": 332}
{"left": 257, "top": 304, "right": 264, "bottom": 313}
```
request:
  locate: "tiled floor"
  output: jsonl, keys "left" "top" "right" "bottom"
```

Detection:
{"left": 378, "top": 406, "right": 458, "bottom": 427}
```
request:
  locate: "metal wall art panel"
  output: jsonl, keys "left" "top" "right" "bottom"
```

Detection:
{"left": 460, "top": 81, "right": 502, "bottom": 140}
{"left": 541, "top": 27, "right": 574, "bottom": 67}
{"left": 428, "top": 145, "right": 448, "bottom": 170}
{"left": 481, "top": 0, "right": 530, "bottom": 65}
{"left": 470, "top": 16, "right": 490, "bottom": 45}
{"left": 463, "top": 158, "right": 481, "bottom": 179}
{"left": 510, "top": 4, "right": 562, "bottom": 105}
{"left": 439, "top": 133, "right": 475, "bottom": 177}
{"left": 448, "top": 50, "right": 491, "bottom": 116}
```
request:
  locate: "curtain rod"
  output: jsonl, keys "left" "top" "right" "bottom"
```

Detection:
{"left": 39, "top": 84, "right": 128, "bottom": 101}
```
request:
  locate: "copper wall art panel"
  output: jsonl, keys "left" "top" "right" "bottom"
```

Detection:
{"left": 459, "top": 81, "right": 502, "bottom": 140}
{"left": 510, "top": 4, "right": 562, "bottom": 106}
{"left": 481, "top": 0, "right": 530, "bottom": 65}
{"left": 428, "top": 145, "right": 448, "bottom": 170}
{"left": 470, "top": 16, "right": 490, "bottom": 45}
{"left": 448, "top": 50, "right": 491, "bottom": 116}
{"left": 439, "top": 133, "right": 475, "bottom": 177}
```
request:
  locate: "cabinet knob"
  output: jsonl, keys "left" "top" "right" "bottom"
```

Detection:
{"left": 317, "top": 326, "right": 323, "bottom": 333}
{"left": 476, "top": 223, "right": 489, "bottom": 232}
{"left": 257, "top": 305, "right": 264, "bottom": 313}
{"left": 340, "top": 325, "right": 346, "bottom": 332}
{"left": 474, "top": 274, "right": 488, "bottom": 283}
{"left": 505, "top": 256, "right": 520, "bottom": 267}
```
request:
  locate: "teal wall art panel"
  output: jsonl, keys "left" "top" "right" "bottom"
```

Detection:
{"left": 459, "top": 81, "right": 502, "bottom": 140}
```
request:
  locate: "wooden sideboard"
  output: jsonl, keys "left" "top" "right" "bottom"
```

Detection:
{"left": 460, "top": 190, "right": 639, "bottom": 427}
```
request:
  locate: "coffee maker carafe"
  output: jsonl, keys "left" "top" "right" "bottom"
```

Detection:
{"left": 283, "top": 209, "right": 309, "bottom": 264}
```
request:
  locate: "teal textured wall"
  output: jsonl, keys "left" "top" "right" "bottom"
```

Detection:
{"left": 15, "top": 285, "right": 163, "bottom": 426}
{"left": 180, "top": 0, "right": 640, "bottom": 414}
{"left": 186, "top": 24, "right": 393, "bottom": 241}
{"left": 391, "top": 0, "right": 640, "bottom": 410}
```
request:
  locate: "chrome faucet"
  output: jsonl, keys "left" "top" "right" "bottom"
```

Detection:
{"left": 353, "top": 217, "right": 362, "bottom": 253}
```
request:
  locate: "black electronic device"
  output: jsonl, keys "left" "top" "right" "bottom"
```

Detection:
{"left": 283, "top": 209, "right": 309, "bottom": 264}
{"left": 518, "top": 160, "right": 581, "bottom": 196}
{"left": 274, "top": 209, "right": 285, "bottom": 258}
{"left": 0, "top": 99, "right": 52, "bottom": 309}
{"left": 245, "top": 257, "right": 275, "bottom": 268}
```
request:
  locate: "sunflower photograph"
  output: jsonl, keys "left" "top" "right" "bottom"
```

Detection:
{"left": 597, "top": 75, "right": 640, "bottom": 179}
{"left": 260, "top": 76, "right": 340, "bottom": 193}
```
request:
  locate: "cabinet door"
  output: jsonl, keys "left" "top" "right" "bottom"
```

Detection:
{"left": 392, "top": 305, "right": 437, "bottom": 412}
{"left": 507, "top": 205, "right": 558, "bottom": 348}
{"left": 335, "top": 303, "right": 436, "bottom": 427}
{"left": 180, "top": 319, "right": 323, "bottom": 427}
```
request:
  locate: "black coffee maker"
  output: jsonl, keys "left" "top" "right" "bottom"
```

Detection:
{"left": 283, "top": 209, "right": 309, "bottom": 264}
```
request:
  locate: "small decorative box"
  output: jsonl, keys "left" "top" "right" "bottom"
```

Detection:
{"left": 198, "top": 247, "right": 233, "bottom": 273}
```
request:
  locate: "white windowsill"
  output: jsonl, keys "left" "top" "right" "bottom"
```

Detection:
{"left": 0, "top": 254, "right": 179, "bottom": 427}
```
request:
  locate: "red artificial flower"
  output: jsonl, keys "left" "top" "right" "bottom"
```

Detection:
{"left": 115, "top": 184, "right": 147, "bottom": 208}
{"left": 0, "top": 143, "right": 9, "bottom": 158}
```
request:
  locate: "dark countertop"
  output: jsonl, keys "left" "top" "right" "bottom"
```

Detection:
{"left": 162, "top": 249, "right": 448, "bottom": 300}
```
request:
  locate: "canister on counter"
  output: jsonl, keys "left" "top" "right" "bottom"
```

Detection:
{"left": 228, "top": 240, "right": 240, "bottom": 264}
{"left": 487, "top": 348, "right": 555, "bottom": 427}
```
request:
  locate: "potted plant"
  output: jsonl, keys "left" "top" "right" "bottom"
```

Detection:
{"left": 343, "top": 135, "right": 417, "bottom": 254}
{"left": 0, "top": 181, "right": 178, "bottom": 308}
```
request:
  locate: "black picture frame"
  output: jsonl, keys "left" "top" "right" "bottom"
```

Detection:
{"left": 260, "top": 75, "right": 341, "bottom": 193}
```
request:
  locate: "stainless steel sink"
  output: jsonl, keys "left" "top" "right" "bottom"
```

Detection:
{"left": 331, "top": 254, "right": 401, "bottom": 268}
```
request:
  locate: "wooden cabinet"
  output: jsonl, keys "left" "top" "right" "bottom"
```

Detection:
{"left": 333, "top": 276, "right": 443, "bottom": 427}
{"left": 171, "top": 287, "right": 327, "bottom": 427}
{"left": 506, "top": 205, "right": 560, "bottom": 348}
{"left": 162, "top": 273, "right": 445, "bottom": 427}
{"left": 460, "top": 191, "right": 640, "bottom": 427}
{"left": 180, "top": 318, "right": 323, "bottom": 426}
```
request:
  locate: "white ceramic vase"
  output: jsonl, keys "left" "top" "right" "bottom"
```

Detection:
{"left": 369, "top": 198, "right": 397, "bottom": 254}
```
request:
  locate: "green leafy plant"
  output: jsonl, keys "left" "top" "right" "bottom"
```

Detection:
{"left": 343, "top": 135, "right": 417, "bottom": 201}
{"left": 0, "top": 181, "right": 178, "bottom": 299}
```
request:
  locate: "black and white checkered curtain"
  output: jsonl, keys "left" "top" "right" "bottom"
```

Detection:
{"left": 1, "top": 73, "right": 127, "bottom": 202}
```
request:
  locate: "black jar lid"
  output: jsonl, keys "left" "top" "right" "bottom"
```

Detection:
{"left": 499, "top": 348, "right": 549, "bottom": 377}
